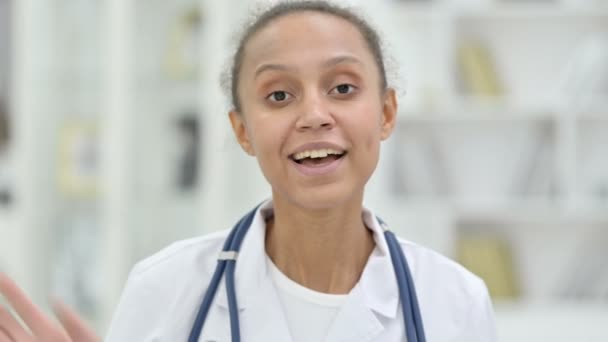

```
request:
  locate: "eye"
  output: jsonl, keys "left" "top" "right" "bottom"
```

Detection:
{"left": 266, "top": 91, "right": 292, "bottom": 103}
{"left": 330, "top": 84, "right": 356, "bottom": 95}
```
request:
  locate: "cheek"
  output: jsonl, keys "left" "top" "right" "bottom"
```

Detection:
{"left": 350, "top": 102, "right": 383, "bottom": 152}
{"left": 365, "top": 134, "right": 376, "bottom": 151}
{"left": 249, "top": 117, "right": 290, "bottom": 162}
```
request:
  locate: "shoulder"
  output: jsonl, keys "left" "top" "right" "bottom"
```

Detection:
{"left": 130, "top": 229, "right": 230, "bottom": 279}
{"left": 105, "top": 229, "right": 231, "bottom": 340}
{"left": 397, "top": 237, "right": 488, "bottom": 299}
{"left": 397, "top": 238, "right": 497, "bottom": 341}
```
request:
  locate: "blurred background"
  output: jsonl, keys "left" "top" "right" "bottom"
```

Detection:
{"left": 1, "top": 0, "right": 608, "bottom": 340}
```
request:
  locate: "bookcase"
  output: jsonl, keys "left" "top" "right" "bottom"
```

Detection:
{"left": 2, "top": 0, "right": 607, "bottom": 340}
{"left": 364, "top": 0, "right": 608, "bottom": 340}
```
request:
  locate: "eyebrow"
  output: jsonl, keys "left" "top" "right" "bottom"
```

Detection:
{"left": 254, "top": 64, "right": 293, "bottom": 79}
{"left": 322, "top": 55, "right": 363, "bottom": 69}
{"left": 253, "top": 55, "right": 363, "bottom": 79}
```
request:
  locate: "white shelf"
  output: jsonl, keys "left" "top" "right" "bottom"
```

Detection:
{"left": 400, "top": 97, "right": 608, "bottom": 121}
{"left": 457, "top": 5, "right": 608, "bottom": 19}
{"left": 495, "top": 302, "right": 608, "bottom": 342}
{"left": 399, "top": 110, "right": 556, "bottom": 123}
{"left": 384, "top": 1, "right": 442, "bottom": 18}
{"left": 453, "top": 202, "right": 608, "bottom": 225}
{"left": 579, "top": 112, "right": 608, "bottom": 121}
{"left": 385, "top": 1, "right": 608, "bottom": 19}
{"left": 392, "top": 197, "right": 608, "bottom": 224}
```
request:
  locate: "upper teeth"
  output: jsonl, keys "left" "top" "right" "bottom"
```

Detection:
{"left": 293, "top": 149, "right": 344, "bottom": 161}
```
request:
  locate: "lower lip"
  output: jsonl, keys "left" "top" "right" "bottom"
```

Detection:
{"left": 290, "top": 155, "right": 345, "bottom": 177}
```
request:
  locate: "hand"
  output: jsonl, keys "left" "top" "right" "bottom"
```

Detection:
{"left": 0, "top": 273, "right": 99, "bottom": 342}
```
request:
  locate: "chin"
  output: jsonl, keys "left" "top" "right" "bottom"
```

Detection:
{"left": 277, "top": 182, "right": 364, "bottom": 212}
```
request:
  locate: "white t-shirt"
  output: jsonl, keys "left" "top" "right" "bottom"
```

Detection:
{"left": 266, "top": 256, "right": 347, "bottom": 342}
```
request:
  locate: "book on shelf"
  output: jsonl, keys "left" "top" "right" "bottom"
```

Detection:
{"left": 163, "top": 7, "right": 202, "bottom": 81}
{"left": 392, "top": 125, "right": 449, "bottom": 197}
{"left": 552, "top": 33, "right": 608, "bottom": 111}
{"left": 57, "top": 119, "right": 99, "bottom": 199}
{"left": 172, "top": 112, "right": 201, "bottom": 192}
{"left": 558, "top": 230, "right": 608, "bottom": 301}
{"left": 512, "top": 123, "right": 556, "bottom": 198}
{"left": 0, "top": 100, "right": 11, "bottom": 206}
{"left": 457, "top": 233, "right": 520, "bottom": 299}
{"left": 456, "top": 39, "right": 503, "bottom": 98}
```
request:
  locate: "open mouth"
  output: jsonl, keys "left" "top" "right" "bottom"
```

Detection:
{"left": 289, "top": 149, "right": 347, "bottom": 166}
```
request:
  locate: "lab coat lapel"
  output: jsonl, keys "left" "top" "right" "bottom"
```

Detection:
{"left": 201, "top": 279, "right": 292, "bottom": 342}
{"left": 240, "top": 275, "right": 293, "bottom": 341}
{"left": 358, "top": 209, "right": 401, "bottom": 319}
{"left": 324, "top": 209, "right": 402, "bottom": 342}
{"left": 323, "top": 284, "right": 384, "bottom": 342}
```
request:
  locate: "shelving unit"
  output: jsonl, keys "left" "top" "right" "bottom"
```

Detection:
{"left": 1, "top": 0, "right": 607, "bottom": 340}
{"left": 368, "top": 1, "right": 608, "bottom": 341}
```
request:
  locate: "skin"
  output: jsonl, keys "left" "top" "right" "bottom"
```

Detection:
{"left": 0, "top": 274, "right": 98, "bottom": 342}
{"left": 0, "top": 9, "right": 398, "bottom": 340}
{"left": 229, "top": 11, "right": 397, "bottom": 293}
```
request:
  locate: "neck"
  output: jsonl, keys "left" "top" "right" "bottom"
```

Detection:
{"left": 265, "top": 194, "right": 375, "bottom": 294}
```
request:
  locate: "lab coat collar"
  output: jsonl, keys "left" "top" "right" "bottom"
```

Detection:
{"left": 215, "top": 200, "right": 272, "bottom": 311}
{"left": 215, "top": 200, "right": 400, "bottom": 320}
{"left": 213, "top": 200, "right": 296, "bottom": 340}
{"left": 359, "top": 207, "right": 401, "bottom": 319}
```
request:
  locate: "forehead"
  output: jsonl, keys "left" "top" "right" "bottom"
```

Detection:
{"left": 241, "top": 11, "right": 375, "bottom": 73}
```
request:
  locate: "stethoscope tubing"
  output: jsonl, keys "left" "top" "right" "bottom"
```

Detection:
{"left": 225, "top": 205, "right": 260, "bottom": 342}
{"left": 187, "top": 227, "right": 235, "bottom": 342}
{"left": 396, "top": 235, "right": 426, "bottom": 341}
{"left": 385, "top": 230, "right": 426, "bottom": 342}
{"left": 188, "top": 206, "right": 426, "bottom": 342}
{"left": 187, "top": 205, "right": 258, "bottom": 342}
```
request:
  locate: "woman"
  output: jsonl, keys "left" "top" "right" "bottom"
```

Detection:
{"left": 0, "top": 1, "right": 496, "bottom": 341}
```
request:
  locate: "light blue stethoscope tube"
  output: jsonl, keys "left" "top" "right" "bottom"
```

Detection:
{"left": 188, "top": 205, "right": 426, "bottom": 342}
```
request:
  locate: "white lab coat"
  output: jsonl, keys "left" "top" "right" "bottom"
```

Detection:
{"left": 105, "top": 200, "right": 497, "bottom": 341}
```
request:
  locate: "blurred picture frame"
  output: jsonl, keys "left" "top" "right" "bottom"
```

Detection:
{"left": 163, "top": 6, "right": 202, "bottom": 81}
{"left": 0, "top": 102, "right": 10, "bottom": 206}
{"left": 57, "top": 119, "right": 99, "bottom": 199}
{"left": 173, "top": 112, "right": 200, "bottom": 192}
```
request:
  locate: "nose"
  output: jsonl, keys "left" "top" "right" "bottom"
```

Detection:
{"left": 295, "top": 92, "right": 335, "bottom": 131}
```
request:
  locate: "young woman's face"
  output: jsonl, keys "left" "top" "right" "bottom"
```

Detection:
{"left": 230, "top": 11, "right": 397, "bottom": 210}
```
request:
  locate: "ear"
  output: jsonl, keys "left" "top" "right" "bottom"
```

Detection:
{"left": 229, "top": 110, "right": 256, "bottom": 156}
{"left": 380, "top": 88, "right": 398, "bottom": 141}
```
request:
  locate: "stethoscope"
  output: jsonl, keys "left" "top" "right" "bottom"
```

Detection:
{"left": 187, "top": 204, "right": 426, "bottom": 342}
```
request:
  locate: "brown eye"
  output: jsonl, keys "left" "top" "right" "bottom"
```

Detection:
{"left": 330, "top": 84, "right": 356, "bottom": 95}
{"left": 267, "top": 91, "right": 292, "bottom": 102}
